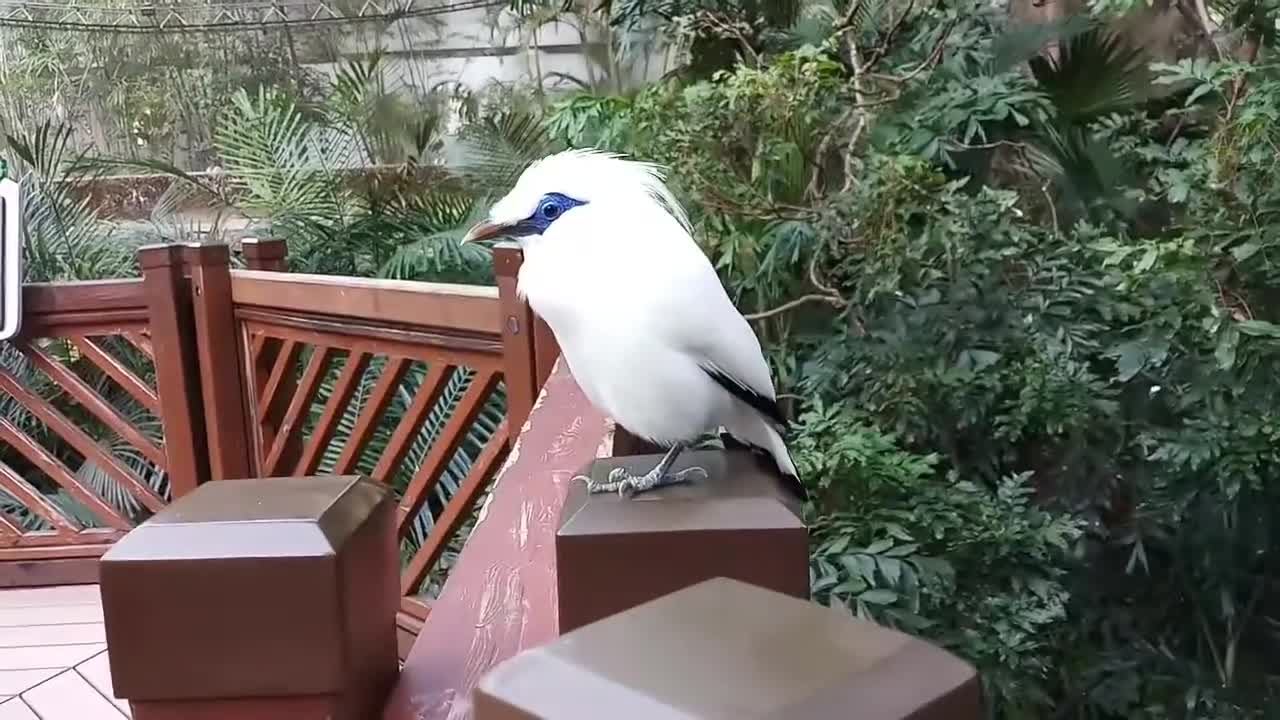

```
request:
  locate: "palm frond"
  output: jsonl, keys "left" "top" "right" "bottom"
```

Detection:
{"left": 1030, "top": 26, "right": 1150, "bottom": 124}
{"left": 1029, "top": 122, "right": 1135, "bottom": 223}
{"left": 4, "top": 120, "right": 135, "bottom": 282}
{"left": 990, "top": 14, "right": 1093, "bottom": 73}
{"left": 304, "top": 358, "right": 505, "bottom": 595}
{"left": 215, "top": 87, "right": 357, "bottom": 222}
{"left": 453, "top": 108, "right": 559, "bottom": 196}
{"left": 376, "top": 193, "right": 493, "bottom": 283}
{"left": 0, "top": 490, "right": 47, "bottom": 532}
{"left": 398, "top": 370, "right": 506, "bottom": 579}
{"left": 324, "top": 52, "right": 448, "bottom": 167}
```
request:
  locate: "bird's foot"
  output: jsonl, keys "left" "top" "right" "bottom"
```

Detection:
{"left": 576, "top": 465, "right": 708, "bottom": 498}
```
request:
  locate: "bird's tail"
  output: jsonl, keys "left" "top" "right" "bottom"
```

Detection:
{"left": 722, "top": 412, "right": 806, "bottom": 501}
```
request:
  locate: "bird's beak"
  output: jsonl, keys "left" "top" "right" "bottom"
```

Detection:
{"left": 461, "top": 219, "right": 507, "bottom": 245}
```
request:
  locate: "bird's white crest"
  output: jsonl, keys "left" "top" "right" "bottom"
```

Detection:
{"left": 487, "top": 149, "right": 692, "bottom": 233}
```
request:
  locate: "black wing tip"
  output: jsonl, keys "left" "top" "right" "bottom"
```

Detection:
{"left": 701, "top": 366, "right": 787, "bottom": 428}
{"left": 780, "top": 472, "right": 808, "bottom": 503}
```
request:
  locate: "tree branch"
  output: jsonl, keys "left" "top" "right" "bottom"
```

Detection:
{"left": 744, "top": 293, "right": 846, "bottom": 321}
{"left": 745, "top": 252, "right": 849, "bottom": 322}
{"left": 1175, "top": 0, "right": 1223, "bottom": 59}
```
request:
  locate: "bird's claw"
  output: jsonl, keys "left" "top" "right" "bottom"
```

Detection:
{"left": 572, "top": 473, "right": 619, "bottom": 494}
{"left": 608, "top": 465, "right": 709, "bottom": 498}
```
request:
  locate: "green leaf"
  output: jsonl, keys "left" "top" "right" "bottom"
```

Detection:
{"left": 1134, "top": 246, "right": 1158, "bottom": 272}
{"left": 1184, "top": 82, "right": 1216, "bottom": 107}
{"left": 882, "top": 523, "right": 914, "bottom": 541}
{"left": 825, "top": 534, "right": 852, "bottom": 554}
{"left": 1231, "top": 242, "right": 1261, "bottom": 262}
{"left": 1215, "top": 327, "right": 1240, "bottom": 370}
{"left": 1112, "top": 340, "right": 1149, "bottom": 382}
{"left": 1236, "top": 320, "right": 1280, "bottom": 338}
{"left": 910, "top": 556, "right": 956, "bottom": 582}
{"left": 877, "top": 557, "right": 903, "bottom": 585}
{"left": 863, "top": 538, "right": 895, "bottom": 555}
{"left": 832, "top": 578, "right": 869, "bottom": 595}
{"left": 884, "top": 542, "right": 921, "bottom": 558}
{"left": 858, "top": 589, "right": 899, "bottom": 605}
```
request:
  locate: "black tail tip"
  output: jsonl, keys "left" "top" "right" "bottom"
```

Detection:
{"left": 720, "top": 432, "right": 807, "bottom": 503}
{"left": 780, "top": 472, "right": 808, "bottom": 504}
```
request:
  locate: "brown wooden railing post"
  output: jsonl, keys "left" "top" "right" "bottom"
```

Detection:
{"left": 556, "top": 449, "right": 808, "bottom": 634}
{"left": 100, "top": 476, "right": 400, "bottom": 719}
{"left": 239, "top": 237, "right": 296, "bottom": 473}
{"left": 184, "top": 243, "right": 253, "bottom": 481}
{"left": 475, "top": 578, "right": 983, "bottom": 720}
{"left": 494, "top": 243, "right": 539, "bottom": 430}
{"left": 139, "top": 244, "right": 208, "bottom": 497}
{"left": 241, "top": 236, "right": 288, "bottom": 271}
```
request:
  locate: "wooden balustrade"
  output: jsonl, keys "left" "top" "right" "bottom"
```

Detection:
{"left": 0, "top": 261, "right": 200, "bottom": 585}
{"left": 384, "top": 359, "right": 614, "bottom": 720}
{"left": 384, "top": 354, "right": 982, "bottom": 720}
{"left": 0, "top": 239, "right": 553, "bottom": 630}
{"left": 221, "top": 250, "right": 519, "bottom": 651}
{"left": 101, "top": 475, "right": 401, "bottom": 719}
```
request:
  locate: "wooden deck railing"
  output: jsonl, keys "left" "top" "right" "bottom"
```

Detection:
{"left": 0, "top": 258, "right": 205, "bottom": 586}
{"left": 214, "top": 242, "right": 539, "bottom": 650}
{"left": 384, "top": 358, "right": 613, "bottom": 718}
{"left": 0, "top": 239, "right": 552, "bottom": 650}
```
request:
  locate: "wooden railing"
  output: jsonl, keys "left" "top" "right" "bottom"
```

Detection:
{"left": 0, "top": 254, "right": 207, "bottom": 586}
{"left": 384, "top": 358, "right": 613, "bottom": 718}
{"left": 0, "top": 239, "right": 552, "bottom": 649}
{"left": 213, "top": 241, "right": 541, "bottom": 650}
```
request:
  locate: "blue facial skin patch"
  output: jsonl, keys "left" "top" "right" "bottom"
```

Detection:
{"left": 509, "top": 192, "right": 587, "bottom": 236}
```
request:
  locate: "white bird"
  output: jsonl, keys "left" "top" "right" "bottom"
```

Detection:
{"left": 462, "top": 149, "right": 801, "bottom": 499}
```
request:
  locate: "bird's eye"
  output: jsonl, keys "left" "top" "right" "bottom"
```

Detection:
{"left": 539, "top": 201, "right": 561, "bottom": 220}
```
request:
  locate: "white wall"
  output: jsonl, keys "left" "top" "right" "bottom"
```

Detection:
{"left": 307, "top": 6, "right": 671, "bottom": 99}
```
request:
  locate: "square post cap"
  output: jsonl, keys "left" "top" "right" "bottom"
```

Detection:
{"left": 100, "top": 476, "right": 398, "bottom": 705}
{"left": 556, "top": 450, "right": 808, "bottom": 633}
{"left": 476, "top": 577, "right": 982, "bottom": 720}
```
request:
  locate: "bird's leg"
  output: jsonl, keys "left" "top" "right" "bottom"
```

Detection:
{"left": 578, "top": 443, "right": 708, "bottom": 498}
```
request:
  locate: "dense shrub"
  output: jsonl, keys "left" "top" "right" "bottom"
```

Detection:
{"left": 549, "top": 1, "right": 1280, "bottom": 716}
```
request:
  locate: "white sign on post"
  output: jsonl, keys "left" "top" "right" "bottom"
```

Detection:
{"left": 0, "top": 176, "right": 20, "bottom": 341}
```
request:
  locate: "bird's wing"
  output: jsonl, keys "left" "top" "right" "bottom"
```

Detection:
{"left": 651, "top": 252, "right": 786, "bottom": 428}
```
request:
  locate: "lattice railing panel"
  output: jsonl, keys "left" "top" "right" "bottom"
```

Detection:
{"left": 0, "top": 332, "right": 171, "bottom": 553}
{"left": 243, "top": 328, "right": 509, "bottom": 608}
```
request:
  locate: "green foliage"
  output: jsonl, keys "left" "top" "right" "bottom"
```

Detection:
{"left": 800, "top": 402, "right": 1083, "bottom": 714}
{"left": 96, "top": 74, "right": 498, "bottom": 283}
{"left": 0, "top": 23, "right": 316, "bottom": 168}
{"left": 548, "top": 0, "right": 1280, "bottom": 716}
{"left": 5, "top": 121, "right": 144, "bottom": 282}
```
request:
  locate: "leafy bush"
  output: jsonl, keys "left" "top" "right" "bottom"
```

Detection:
{"left": 544, "top": 0, "right": 1280, "bottom": 716}
{"left": 799, "top": 401, "right": 1083, "bottom": 715}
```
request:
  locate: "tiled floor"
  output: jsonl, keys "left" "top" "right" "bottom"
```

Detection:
{"left": 0, "top": 585, "right": 128, "bottom": 719}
